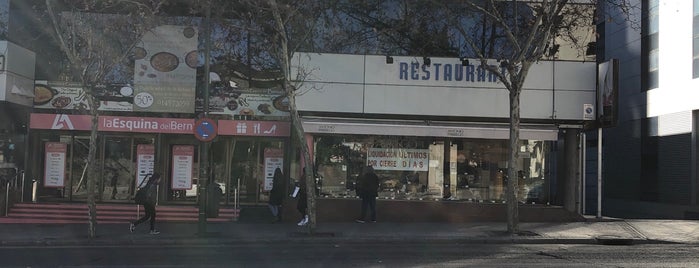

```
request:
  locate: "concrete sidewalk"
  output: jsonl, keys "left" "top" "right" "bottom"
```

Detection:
{"left": 1, "top": 218, "right": 698, "bottom": 246}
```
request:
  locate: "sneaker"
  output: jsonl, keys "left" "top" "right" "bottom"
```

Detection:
{"left": 371, "top": 220, "right": 377, "bottom": 223}
{"left": 149, "top": 230, "right": 160, "bottom": 235}
{"left": 129, "top": 222, "right": 135, "bottom": 233}
{"left": 297, "top": 218, "right": 308, "bottom": 226}
{"left": 355, "top": 219, "right": 365, "bottom": 223}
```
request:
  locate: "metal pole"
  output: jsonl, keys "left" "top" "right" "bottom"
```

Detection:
{"left": 198, "top": 0, "right": 212, "bottom": 235}
{"left": 582, "top": 133, "right": 586, "bottom": 214}
{"left": 597, "top": 128, "right": 602, "bottom": 219}
{"left": 234, "top": 181, "right": 239, "bottom": 222}
{"left": 5, "top": 181, "right": 9, "bottom": 216}
{"left": 20, "top": 171, "right": 25, "bottom": 202}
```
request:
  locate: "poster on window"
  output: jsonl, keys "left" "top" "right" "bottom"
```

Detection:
{"left": 263, "top": 148, "right": 283, "bottom": 191}
{"left": 136, "top": 144, "right": 155, "bottom": 187}
{"left": 597, "top": 59, "right": 619, "bottom": 128}
{"left": 171, "top": 145, "right": 194, "bottom": 190}
{"left": 367, "top": 148, "right": 429, "bottom": 171}
{"left": 44, "top": 142, "right": 67, "bottom": 188}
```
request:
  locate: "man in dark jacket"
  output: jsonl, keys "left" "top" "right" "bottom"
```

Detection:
{"left": 355, "top": 165, "right": 379, "bottom": 223}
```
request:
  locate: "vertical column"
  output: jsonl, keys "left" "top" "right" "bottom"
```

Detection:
{"left": 563, "top": 129, "right": 581, "bottom": 213}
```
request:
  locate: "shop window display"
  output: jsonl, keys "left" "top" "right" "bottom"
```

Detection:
{"left": 314, "top": 135, "right": 433, "bottom": 200}
{"left": 314, "top": 135, "right": 551, "bottom": 203}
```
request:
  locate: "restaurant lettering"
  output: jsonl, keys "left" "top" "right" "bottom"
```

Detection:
{"left": 103, "top": 118, "right": 159, "bottom": 131}
{"left": 399, "top": 61, "right": 506, "bottom": 83}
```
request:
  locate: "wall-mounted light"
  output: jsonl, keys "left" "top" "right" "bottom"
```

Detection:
{"left": 460, "top": 57, "right": 469, "bottom": 66}
{"left": 423, "top": 56, "right": 431, "bottom": 66}
{"left": 385, "top": 55, "right": 394, "bottom": 64}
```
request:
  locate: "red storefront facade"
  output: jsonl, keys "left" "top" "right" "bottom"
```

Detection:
{"left": 27, "top": 113, "right": 291, "bottom": 206}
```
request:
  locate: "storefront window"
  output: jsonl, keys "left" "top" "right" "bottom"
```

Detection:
{"left": 450, "top": 139, "right": 549, "bottom": 203}
{"left": 314, "top": 135, "right": 433, "bottom": 200}
{"left": 314, "top": 135, "right": 552, "bottom": 203}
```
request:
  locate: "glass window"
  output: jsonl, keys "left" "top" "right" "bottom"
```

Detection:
{"left": 314, "top": 135, "right": 432, "bottom": 200}
{"left": 313, "top": 134, "right": 553, "bottom": 203}
{"left": 643, "top": 0, "right": 660, "bottom": 89}
{"left": 450, "top": 139, "right": 550, "bottom": 203}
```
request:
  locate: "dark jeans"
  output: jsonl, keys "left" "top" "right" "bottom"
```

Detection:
{"left": 134, "top": 203, "right": 156, "bottom": 230}
{"left": 359, "top": 195, "right": 377, "bottom": 221}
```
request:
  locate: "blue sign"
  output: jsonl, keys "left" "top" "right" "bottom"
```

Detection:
{"left": 194, "top": 118, "right": 217, "bottom": 142}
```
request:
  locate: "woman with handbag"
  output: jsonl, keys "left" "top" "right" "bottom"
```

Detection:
{"left": 268, "top": 168, "right": 285, "bottom": 223}
{"left": 296, "top": 168, "right": 309, "bottom": 226}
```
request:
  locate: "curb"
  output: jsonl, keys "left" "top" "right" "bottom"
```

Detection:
{"left": 0, "top": 235, "right": 666, "bottom": 247}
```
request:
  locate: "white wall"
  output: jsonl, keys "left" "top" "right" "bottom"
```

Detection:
{"left": 292, "top": 53, "right": 597, "bottom": 121}
{"left": 646, "top": 0, "right": 699, "bottom": 117}
{"left": 0, "top": 41, "right": 36, "bottom": 106}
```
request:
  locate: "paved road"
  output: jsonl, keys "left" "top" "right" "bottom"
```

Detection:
{"left": 2, "top": 242, "right": 699, "bottom": 267}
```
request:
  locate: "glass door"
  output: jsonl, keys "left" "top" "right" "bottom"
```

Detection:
{"left": 69, "top": 137, "right": 91, "bottom": 201}
{"left": 229, "top": 139, "right": 285, "bottom": 205}
{"left": 101, "top": 136, "right": 134, "bottom": 201}
{"left": 230, "top": 140, "right": 260, "bottom": 204}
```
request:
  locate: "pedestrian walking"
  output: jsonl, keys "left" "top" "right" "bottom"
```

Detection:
{"left": 268, "top": 168, "right": 285, "bottom": 223}
{"left": 296, "top": 168, "right": 309, "bottom": 226}
{"left": 130, "top": 172, "right": 161, "bottom": 234}
{"left": 355, "top": 165, "right": 379, "bottom": 223}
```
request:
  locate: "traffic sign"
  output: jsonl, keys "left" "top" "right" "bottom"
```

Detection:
{"left": 194, "top": 118, "right": 218, "bottom": 142}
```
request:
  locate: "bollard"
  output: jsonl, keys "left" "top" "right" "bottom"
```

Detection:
{"left": 31, "top": 180, "right": 38, "bottom": 203}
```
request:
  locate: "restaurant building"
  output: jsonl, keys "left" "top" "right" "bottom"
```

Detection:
{"left": 24, "top": 24, "right": 294, "bottom": 208}
{"left": 289, "top": 53, "right": 597, "bottom": 222}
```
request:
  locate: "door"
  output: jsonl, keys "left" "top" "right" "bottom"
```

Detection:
{"left": 101, "top": 136, "right": 133, "bottom": 201}
{"left": 69, "top": 136, "right": 92, "bottom": 201}
{"left": 229, "top": 139, "right": 285, "bottom": 205}
{"left": 230, "top": 140, "right": 260, "bottom": 204}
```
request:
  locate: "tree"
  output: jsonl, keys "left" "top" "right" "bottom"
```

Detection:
{"left": 334, "top": 0, "right": 633, "bottom": 234}
{"left": 439, "top": 0, "right": 634, "bottom": 234}
{"left": 266, "top": 0, "right": 324, "bottom": 233}
{"left": 42, "top": 0, "right": 165, "bottom": 238}
{"left": 221, "top": 0, "right": 328, "bottom": 233}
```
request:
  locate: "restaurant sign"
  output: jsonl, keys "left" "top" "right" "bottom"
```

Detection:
{"left": 29, "top": 113, "right": 291, "bottom": 137}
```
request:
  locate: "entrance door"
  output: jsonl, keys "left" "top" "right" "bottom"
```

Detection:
{"left": 101, "top": 136, "right": 133, "bottom": 201}
{"left": 230, "top": 140, "right": 260, "bottom": 204}
{"left": 69, "top": 137, "right": 91, "bottom": 201}
{"left": 229, "top": 139, "right": 285, "bottom": 205}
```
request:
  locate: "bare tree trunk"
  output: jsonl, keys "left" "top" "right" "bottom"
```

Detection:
{"left": 507, "top": 87, "right": 520, "bottom": 234}
{"left": 288, "top": 95, "right": 316, "bottom": 233}
{"left": 86, "top": 90, "right": 99, "bottom": 238}
{"left": 268, "top": 0, "right": 317, "bottom": 233}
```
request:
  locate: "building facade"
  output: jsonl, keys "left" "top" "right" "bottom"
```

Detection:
{"left": 594, "top": 0, "right": 699, "bottom": 218}
{"left": 0, "top": 1, "right": 603, "bottom": 223}
{"left": 291, "top": 53, "right": 596, "bottom": 221}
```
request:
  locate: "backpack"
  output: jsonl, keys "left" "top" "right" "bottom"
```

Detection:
{"left": 134, "top": 186, "right": 148, "bottom": 204}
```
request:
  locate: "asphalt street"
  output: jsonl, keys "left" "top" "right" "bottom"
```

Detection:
{"left": 1, "top": 242, "right": 699, "bottom": 267}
